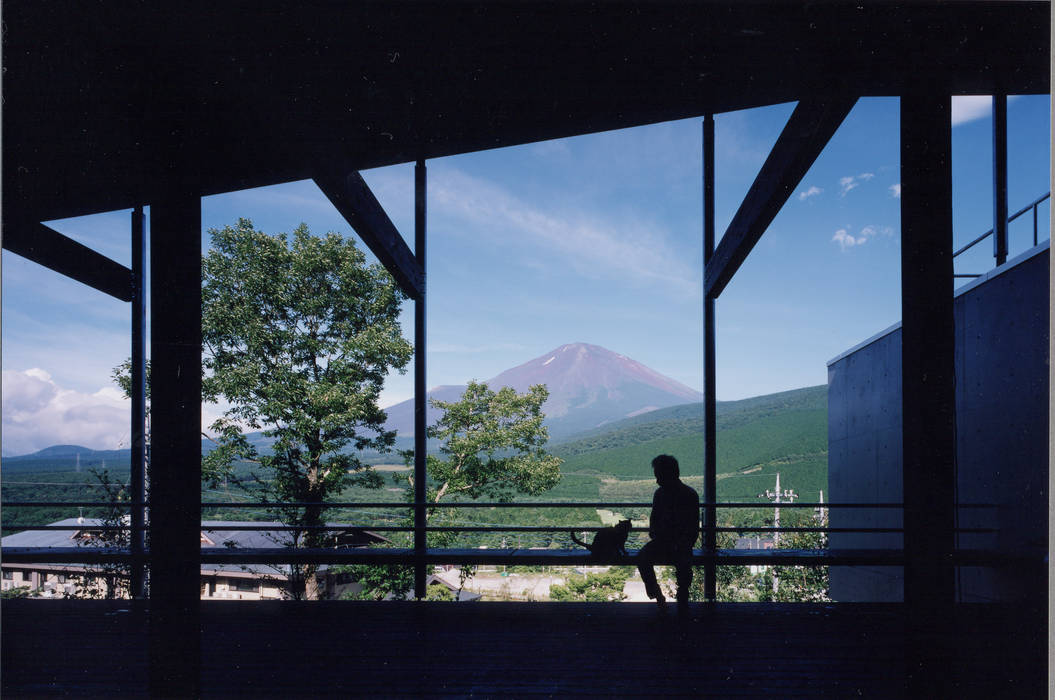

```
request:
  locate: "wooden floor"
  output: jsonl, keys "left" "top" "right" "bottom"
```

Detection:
{"left": 2, "top": 600, "right": 1045, "bottom": 698}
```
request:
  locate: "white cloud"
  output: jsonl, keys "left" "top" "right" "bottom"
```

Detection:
{"left": 950, "top": 96, "right": 992, "bottom": 126}
{"left": 429, "top": 169, "right": 700, "bottom": 298}
{"left": 889, "top": 183, "right": 901, "bottom": 198}
{"left": 839, "top": 172, "right": 876, "bottom": 197}
{"left": 1, "top": 368, "right": 236, "bottom": 455}
{"left": 798, "top": 186, "right": 823, "bottom": 201}
{"left": 2, "top": 368, "right": 129, "bottom": 456}
{"left": 832, "top": 225, "right": 894, "bottom": 252}
{"left": 949, "top": 95, "right": 1023, "bottom": 127}
{"left": 832, "top": 229, "right": 866, "bottom": 251}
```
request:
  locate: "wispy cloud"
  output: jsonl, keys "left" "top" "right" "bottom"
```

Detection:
{"left": 839, "top": 172, "right": 875, "bottom": 197}
{"left": 798, "top": 186, "right": 823, "bottom": 201}
{"left": 832, "top": 224, "right": 893, "bottom": 252}
{"left": 889, "top": 183, "right": 901, "bottom": 198}
{"left": 428, "top": 169, "right": 700, "bottom": 298}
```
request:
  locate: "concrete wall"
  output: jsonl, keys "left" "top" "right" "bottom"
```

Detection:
{"left": 827, "top": 243, "right": 1049, "bottom": 603}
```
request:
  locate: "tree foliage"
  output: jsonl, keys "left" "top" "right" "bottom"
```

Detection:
{"left": 71, "top": 469, "right": 130, "bottom": 600}
{"left": 200, "top": 219, "right": 413, "bottom": 598}
{"left": 549, "top": 569, "right": 631, "bottom": 602}
{"left": 423, "top": 381, "right": 562, "bottom": 503}
{"left": 689, "top": 508, "right": 830, "bottom": 602}
{"left": 342, "top": 381, "right": 563, "bottom": 600}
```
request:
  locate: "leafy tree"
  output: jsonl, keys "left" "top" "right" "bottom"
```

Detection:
{"left": 71, "top": 468, "right": 130, "bottom": 600}
{"left": 200, "top": 219, "right": 413, "bottom": 599}
{"left": 1, "top": 586, "right": 34, "bottom": 599}
{"left": 341, "top": 381, "right": 563, "bottom": 600}
{"left": 549, "top": 569, "right": 630, "bottom": 602}
{"left": 340, "top": 562, "right": 415, "bottom": 601}
{"left": 422, "top": 381, "right": 562, "bottom": 504}
{"left": 688, "top": 507, "right": 830, "bottom": 602}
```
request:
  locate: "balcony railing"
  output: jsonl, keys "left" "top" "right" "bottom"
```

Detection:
{"left": 2, "top": 499, "right": 1006, "bottom": 577}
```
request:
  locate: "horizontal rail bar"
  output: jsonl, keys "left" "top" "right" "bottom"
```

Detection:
{"left": 715, "top": 502, "right": 907, "bottom": 508}
{"left": 2, "top": 502, "right": 147, "bottom": 508}
{"left": 200, "top": 502, "right": 411, "bottom": 508}
{"left": 717, "top": 527, "right": 994, "bottom": 534}
{"left": 3, "top": 525, "right": 147, "bottom": 532}
{"left": 3, "top": 501, "right": 997, "bottom": 510}
{"left": 3, "top": 546, "right": 1032, "bottom": 568}
{"left": 718, "top": 526, "right": 903, "bottom": 533}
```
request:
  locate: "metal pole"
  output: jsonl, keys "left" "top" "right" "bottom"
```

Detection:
{"left": 703, "top": 114, "right": 718, "bottom": 601}
{"left": 992, "top": 94, "right": 1008, "bottom": 266}
{"left": 130, "top": 205, "right": 147, "bottom": 599}
{"left": 414, "top": 159, "right": 427, "bottom": 599}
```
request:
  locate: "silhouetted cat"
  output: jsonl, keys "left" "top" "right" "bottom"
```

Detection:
{"left": 571, "top": 519, "right": 631, "bottom": 558}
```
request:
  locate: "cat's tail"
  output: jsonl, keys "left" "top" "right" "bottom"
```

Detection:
{"left": 570, "top": 531, "right": 588, "bottom": 549}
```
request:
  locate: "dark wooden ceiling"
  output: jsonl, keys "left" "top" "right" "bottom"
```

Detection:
{"left": 3, "top": 2, "right": 1049, "bottom": 227}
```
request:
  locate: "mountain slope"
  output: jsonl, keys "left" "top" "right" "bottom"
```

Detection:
{"left": 383, "top": 342, "right": 702, "bottom": 439}
{"left": 550, "top": 385, "right": 828, "bottom": 502}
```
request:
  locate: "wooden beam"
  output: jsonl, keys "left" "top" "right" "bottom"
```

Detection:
{"left": 2, "top": 221, "right": 133, "bottom": 302}
{"left": 313, "top": 170, "right": 424, "bottom": 300}
{"left": 704, "top": 96, "right": 857, "bottom": 299}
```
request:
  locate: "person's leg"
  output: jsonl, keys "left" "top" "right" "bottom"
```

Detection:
{"left": 675, "top": 553, "right": 693, "bottom": 608}
{"left": 636, "top": 541, "right": 665, "bottom": 603}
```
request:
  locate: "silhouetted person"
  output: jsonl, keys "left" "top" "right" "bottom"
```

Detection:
{"left": 637, "top": 454, "right": 699, "bottom": 612}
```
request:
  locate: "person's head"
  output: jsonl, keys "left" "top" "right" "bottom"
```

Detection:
{"left": 652, "top": 454, "right": 680, "bottom": 486}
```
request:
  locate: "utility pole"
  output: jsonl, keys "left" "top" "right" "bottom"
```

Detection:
{"left": 760, "top": 472, "right": 798, "bottom": 547}
{"left": 760, "top": 473, "right": 797, "bottom": 595}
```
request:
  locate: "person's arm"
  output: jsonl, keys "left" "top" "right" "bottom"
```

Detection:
{"left": 676, "top": 489, "right": 700, "bottom": 549}
{"left": 648, "top": 490, "right": 660, "bottom": 540}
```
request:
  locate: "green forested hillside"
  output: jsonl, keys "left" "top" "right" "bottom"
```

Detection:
{"left": 549, "top": 385, "right": 827, "bottom": 503}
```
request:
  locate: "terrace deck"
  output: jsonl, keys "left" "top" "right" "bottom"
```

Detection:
{"left": 2, "top": 600, "right": 1044, "bottom": 698}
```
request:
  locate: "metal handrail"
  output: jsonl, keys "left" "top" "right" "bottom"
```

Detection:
{"left": 952, "top": 191, "right": 1050, "bottom": 274}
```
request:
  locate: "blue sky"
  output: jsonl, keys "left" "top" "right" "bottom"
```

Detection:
{"left": 2, "top": 96, "right": 1049, "bottom": 456}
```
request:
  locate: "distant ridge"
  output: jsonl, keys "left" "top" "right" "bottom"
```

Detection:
{"left": 382, "top": 343, "right": 703, "bottom": 439}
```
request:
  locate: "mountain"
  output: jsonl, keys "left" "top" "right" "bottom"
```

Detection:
{"left": 382, "top": 343, "right": 703, "bottom": 439}
{"left": 3, "top": 445, "right": 133, "bottom": 473}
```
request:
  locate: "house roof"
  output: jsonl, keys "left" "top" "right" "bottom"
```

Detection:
{"left": 1, "top": 519, "right": 390, "bottom": 578}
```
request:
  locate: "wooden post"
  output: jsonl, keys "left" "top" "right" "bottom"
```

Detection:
{"left": 992, "top": 95, "right": 1008, "bottom": 266}
{"left": 129, "top": 206, "right": 146, "bottom": 599}
{"left": 900, "top": 93, "right": 956, "bottom": 696}
{"left": 703, "top": 114, "right": 718, "bottom": 601}
{"left": 414, "top": 159, "right": 428, "bottom": 599}
{"left": 149, "top": 193, "right": 202, "bottom": 698}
